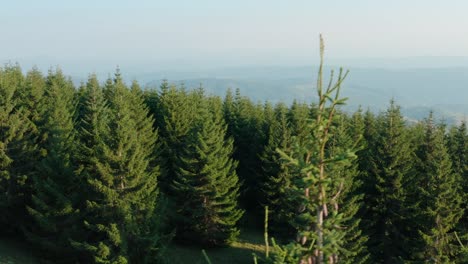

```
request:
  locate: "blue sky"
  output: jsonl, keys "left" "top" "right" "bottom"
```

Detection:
{"left": 2, "top": 0, "right": 468, "bottom": 73}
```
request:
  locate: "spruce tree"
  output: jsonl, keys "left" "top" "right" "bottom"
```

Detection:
{"left": 0, "top": 64, "right": 37, "bottom": 233}
{"left": 446, "top": 121, "right": 468, "bottom": 248}
{"left": 414, "top": 113, "right": 464, "bottom": 262}
{"left": 222, "top": 88, "right": 236, "bottom": 134}
{"left": 270, "top": 36, "right": 356, "bottom": 263}
{"left": 171, "top": 95, "right": 243, "bottom": 246}
{"left": 15, "top": 66, "right": 46, "bottom": 119}
{"left": 356, "top": 109, "right": 379, "bottom": 184}
{"left": 330, "top": 112, "right": 369, "bottom": 264}
{"left": 288, "top": 100, "right": 311, "bottom": 145}
{"left": 363, "top": 100, "right": 416, "bottom": 263}
{"left": 70, "top": 74, "right": 118, "bottom": 263}
{"left": 13, "top": 68, "right": 47, "bottom": 233}
{"left": 155, "top": 83, "right": 197, "bottom": 194}
{"left": 356, "top": 109, "right": 380, "bottom": 247}
{"left": 25, "top": 68, "right": 81, "bottom": 260}
{"left": 446, "top": 121, "right": 467, "bottom": 187}
{"left": 223, "top": 88, "right": 265, "bottom": 212}
{"left": 72, "top": 74, "right": 161, "bottom": 263}
{"left": 262, "top": 101, "right": 275, "bottom": 137}
{"left": 142, "top": 80, "right": 168, "bottom": 122}
{"left": 259, "top": 102, "right": 296, "bottom": 239}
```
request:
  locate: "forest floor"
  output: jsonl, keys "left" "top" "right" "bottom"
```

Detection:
{"left": 0, "top": 228, "right": 268, "bottom": 264}
{"left": 0, "top": 237, "right": 38, "bottom": 264}
{"left": 165, "top": 228, "right": 268, "bottom": 264}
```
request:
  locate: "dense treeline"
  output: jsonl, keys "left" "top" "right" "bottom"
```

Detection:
{"left": 0, "top": 62, "right": 467, "bottom": 263}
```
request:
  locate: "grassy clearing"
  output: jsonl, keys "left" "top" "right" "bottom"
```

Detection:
{"left": 165, "top": 228, "right": 267, "bottom": 264}
{"left": 0, "top": 228, "right": 268, "bottom": 263}
{"left": 0, "top": 237, "right": 38, "bottom": 264}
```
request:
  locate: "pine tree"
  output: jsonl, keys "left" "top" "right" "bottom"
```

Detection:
{"left": 25, "top": 68, "right": 81, "bottom": 260}
{"left": 71, "top": 74, "right": 162, "bottom": 263}
{"left": 330, "top": 112, "right": 369, "bottom": 263}
{"left": 446, "top": 121, "right": 467, "bottom": 186}
{"left": 72, "top": 74, "right": 129, "bottom": 263}
{"left": 446, "top": 121, "right": 468, "bottom": 250}
{"left": 259, "top": 102, "right": 296, "bottom": 239}
{"left": 270, "top": 36, "right": 356, "bottom": 263}
{"left": 223, "top": 88, "right": 266, "bottom": 212}
{"left": 414, "top": 113, "right": 464, "bottom": 262}
{"left": 356, "top": 109, "right": 379, "bottom": 184}
{"left": 356, "top": 109, "right": 380, "bottom": 250}
{"left": 363, "top": 100, "right": 416, "bottom": 263}
{"left": 70, "top": 74, "right": 118, "bottom": 263}
{"left": 16, "top": 67, "right": 46, "bottom": 119}
{"left": 223, "top": 88, "right": 236, "bottom": 134}
{"left": 262, "top": 101, "right": 275, "bottom": 137}
{"left": 12, "top": 67, "right": 47, "bottom": 232}
{"left": 155, "top": 83, "right": 197, "bottom": 194}
{"left": 171, "top": 95, "right": 243, "bottom": 246}
{"left": 142, "top": 80, "right": 169, "bottom": 123}
{"left": 74, "top": 81, "right": 89, "bottom": 123}
{"left": 0, "top": 64, "right": 37, "bottom": 233}
{"left": 288, "top": 100, "right": 311, "bottom": 145}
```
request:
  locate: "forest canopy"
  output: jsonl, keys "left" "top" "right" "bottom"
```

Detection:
{"left": 0, "top": 49, "right": 466, "bottom": 263}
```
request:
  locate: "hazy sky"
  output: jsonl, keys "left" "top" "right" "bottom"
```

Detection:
{"left": 2, "top": 0, "right": 468, "bottom": 73}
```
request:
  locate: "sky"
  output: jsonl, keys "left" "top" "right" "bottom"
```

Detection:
{"left": 2, "top": 0, "right": 468, "bottom": 74}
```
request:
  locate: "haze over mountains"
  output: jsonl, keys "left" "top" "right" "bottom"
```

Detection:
{"left": 133, "top": 58, "right": 468, "bottom": 125}
{"left": 3, "top": 56, "right": 468, "bottom": 124}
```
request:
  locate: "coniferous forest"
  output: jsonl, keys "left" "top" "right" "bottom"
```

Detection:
{"left": 1, "top": 40, "right": 467, "bottom": 263}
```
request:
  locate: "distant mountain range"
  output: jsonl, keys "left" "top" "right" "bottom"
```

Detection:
{"left": 139, "top": 66, "right": 467, "bottom": 125}
{"left": 5, "top": 56, "right": 467, "bottom": 124}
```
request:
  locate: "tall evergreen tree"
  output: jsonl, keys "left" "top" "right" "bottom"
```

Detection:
{"left": 363, "top": 101, "right": 416, "bottom": 263}
{"left": 72, "top": 74, "right": 162, "bottom": 263}
{"left": 356, "top": 109, "right": 379, "bottom": 185}
{"left": 447, "top": 121, "right": 467, "bottom": 184}
{"left": 259, "top": 102, "right": 296, "bottom": 239}
{"left": 16, "top": 67, "right": 46, "bottom": 120}
{"left": 356, "top": 109, "right": 380, "bottom": 250}
{"left": 414, "top": 113, "right": 464, "bottom": 262}
{"left": 262, "top": 101, "right": 275, "bottom": 137}
{"left": 69, "top": 74, "right": 121, "bottom": 263}
{"left": 288, "top": 100, "right": 311, "bottom": 145}
{"left": 330, "top": 112, "right": 369, "bottom": 264}
{"left": 223, "top": 88, "right": 266, "bottom": 213}
{"left": 0, "top": 64, "right": 37, "bottom": 233}
{"left": 155, "top": 84, "right": 197, "bottom": 194}
{"left": 25, "top": 68, "right": 81, "bottom": 260}
{"left": 269, "top": 37, "right": 357, "bottom": 263}
{"left": 142, "top": 80, "right": 169, "bottom": 123}
{"left": 171, "top": 95, "right": 243, "bottom": 246}
{"left": 446, "top": 121, "right": 468, "bottom": 247}
{"left": 222, "top": 88, "right": 236, "bottom": 135}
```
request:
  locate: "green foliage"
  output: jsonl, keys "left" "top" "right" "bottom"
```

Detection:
{"left": 414, "top": 113, "right": 464, "bottom": 262}
{"left": 361, "top": 101, "right": 417, "bottom": 263}
{"left": 455, "top": 232, "right": 468, "bottom": 263}
{"left": 171, "top": 93, "right": 243, "bottom": 246}
{"left": 327, "top": 113, "right": 369, "bottom": 263}
{"left": 259, "top": 102, "right": 296, "bottom": 238}
{"left": 0, "top": 64, "right": 38, "bottom": 233}
{"left": 165, "top": 227, "right": 267, "bottom": 264}
{"left": 153, "top": 82, "right": 198, "bottom": 194}
{"left": 25, "top": 68, "right": 81, "bottom": 260}
{"left": 446, "top": 121, "right": 468, "bottom": 253}
{"left": 223, "top": 88, "right": 266, "bottom": 213}
{"left": 0, "top": 60, "right": 467, "bottom": 264}
{"left": 447, "top": 121, "right": 468, "bottom": 183}
{"left": 288, "top": 100, "right": 312, "bottom": 145}
{"left": 268, "top": 36, "right": 357, "bottom": 263}
{"left": 71, "top": 73, "right": 163, "bottom": 263}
